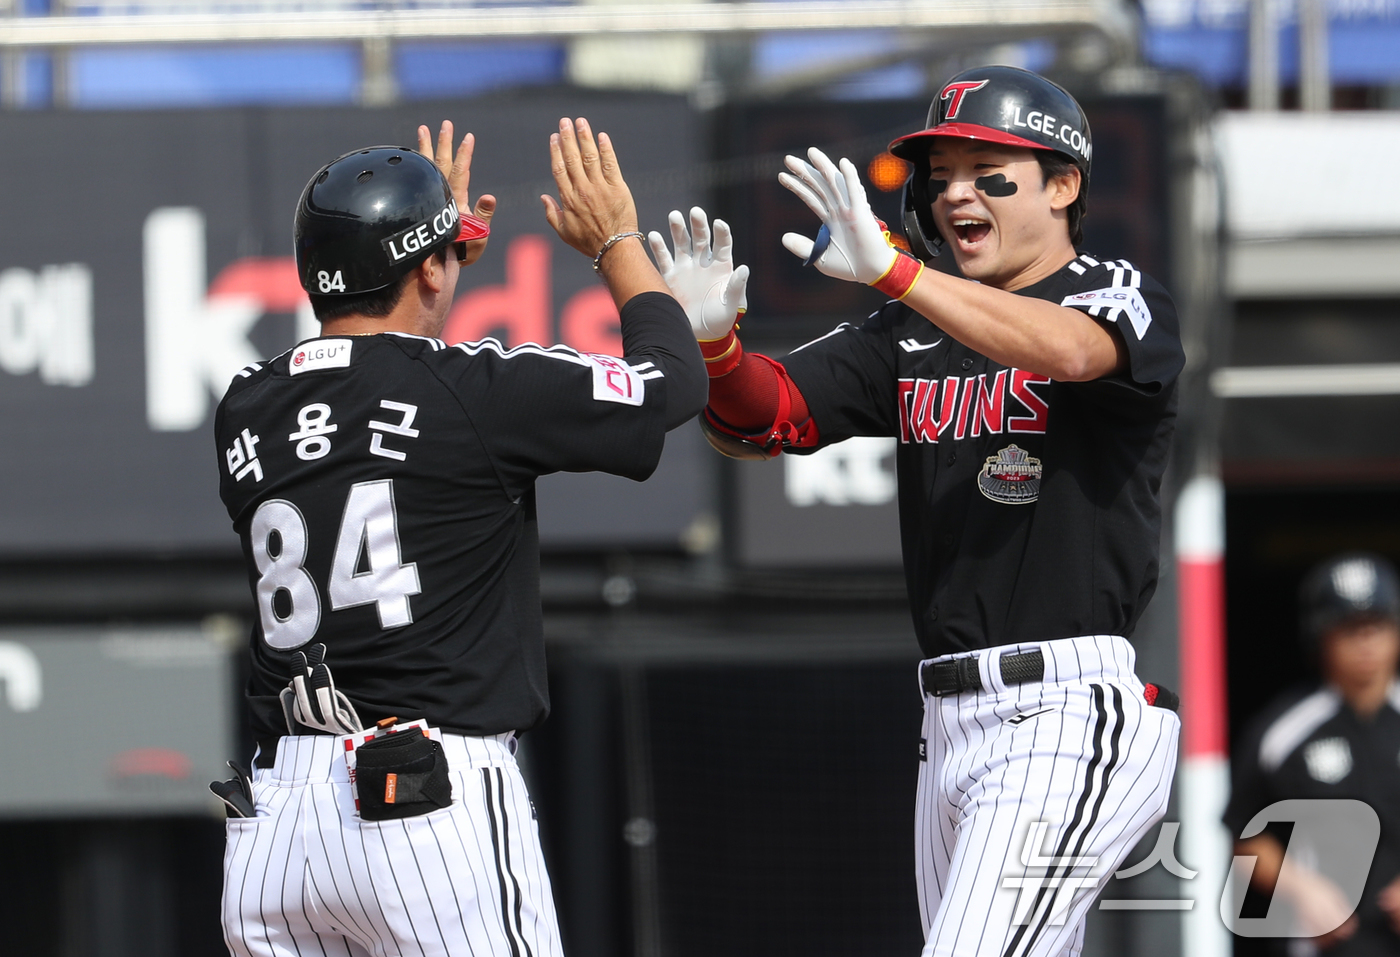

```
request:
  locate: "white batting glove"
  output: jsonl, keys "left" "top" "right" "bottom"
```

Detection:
{"left": 778, "top": 147, "right": 899, "bottom": 285}
{"left": 280, "top": 643, "right": 365, "bottom": 735}
{"left": 648, "top": 207, "right": 749, "bottom": 341}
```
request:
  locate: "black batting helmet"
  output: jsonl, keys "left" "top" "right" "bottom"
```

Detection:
{"left": 887, "top": 66, "right": 1092, "bottom": 260}
{"left": 1299, "top": 552, "right": 1400, "bottom": 656}
{"left": 295, "top": 147, "right": 484, "bottom": 297}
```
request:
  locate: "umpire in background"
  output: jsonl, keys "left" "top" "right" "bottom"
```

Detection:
{"left": 1226, "top": 553, "right": 1400, "bottom": 955}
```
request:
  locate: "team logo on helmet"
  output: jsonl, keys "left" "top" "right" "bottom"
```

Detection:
{"left": 977, "top": 444, "right": 1042, "bottom": 505}
{"left": 940, "top": 79, "right": 989, "bottom": 120}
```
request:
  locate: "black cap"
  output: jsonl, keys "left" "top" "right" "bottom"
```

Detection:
{"left": 889, "top": 66, "right": 1092, "bottom": 262}
{"left": 295, "top": 147, "right": 461, "bottom": 296}
{"left": 1299, "top": 552, "right": 1400, "bottom": 652}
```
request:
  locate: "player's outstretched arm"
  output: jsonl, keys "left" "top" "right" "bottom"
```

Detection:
{"left": 778, "top": 146, "right": 1124, "bottom": 383}
{"left": 417, "top": 121, "right": 496, "bottom": 267}
{"left": 652, "top": 206, "right": 817, "bottom": 458}
{"left": 537, "top": 117, "right": 704, "bottom": 429}
{"left": 541, "top": 117, "right": 670, "bottom": 308}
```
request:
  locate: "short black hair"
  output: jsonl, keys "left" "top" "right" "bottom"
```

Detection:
{"left": 1035, "top": 151, "right": 1086, "bottom": 247}
{"left": 309, "top": 249, "right": 446, "bottom": 323}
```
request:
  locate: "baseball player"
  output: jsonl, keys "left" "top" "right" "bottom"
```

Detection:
{"left": 1226, "top": 553, "right": 1400, "bottom": 955}
{"left": 212, "top": 118, "right": 704, "bottom": 957}
{"left": 650, "top": 66, "right": 1183, "bottom": 956}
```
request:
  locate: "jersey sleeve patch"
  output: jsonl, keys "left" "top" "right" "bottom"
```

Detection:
{"left": 582, "top": 353, "right": 646, "bottom": 406}
{"left": 1061, "top": 286, "right": 1152, "bottom": 341}
{"left": 288, "top": 339, "right": 354, "bottom": 375}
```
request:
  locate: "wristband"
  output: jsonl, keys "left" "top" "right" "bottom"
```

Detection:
{"left": 871, "top": 252, "right": 923, "bottom": 300}
{"left": 700, "top": 330, "right": 743, "bottom": 378}
{"left": 592, "top": 231, "right": 645, "bottom": 274}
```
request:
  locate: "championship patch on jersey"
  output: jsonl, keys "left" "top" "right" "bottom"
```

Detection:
{"left": 977, "top": 444, "right": 1042, "bottom": 505}
{"left": 581, "top": 353, "right": 645, "bottom": 407}
{"left": 1061, "top": 286, "right": 1152, "bottom": 341}
{"left": 288, "top": 339, "right": 353, "bottom": 376}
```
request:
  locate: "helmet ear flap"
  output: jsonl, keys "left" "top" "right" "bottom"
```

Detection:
{"left": 900, "top": 161, "right": 943, "bottom": 262}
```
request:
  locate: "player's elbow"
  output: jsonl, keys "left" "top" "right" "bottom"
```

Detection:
{"left": 661, "top": 346, "right": 708, "bottom": 430}
{"left": 1048, "top": 330, "right": 1125, "bottom": 382}
{"left": 1051, "top": 350, "right": 1098, "bottom": 382}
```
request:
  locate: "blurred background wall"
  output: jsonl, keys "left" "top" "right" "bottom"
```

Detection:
{"left": 0, "top": 1, "right": 1394, "bottom": 954}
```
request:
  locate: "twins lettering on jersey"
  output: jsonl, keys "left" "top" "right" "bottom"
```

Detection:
{"left": 897, "top": 369, "right": 1050, "bottom": 444}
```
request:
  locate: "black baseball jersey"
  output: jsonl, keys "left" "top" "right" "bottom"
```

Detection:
{"left": 1225, "top": 684, "right": 1400, "bottom": 956}
{"left": 781, "top": 253, "right": 1183, "bottom": 658}
{"left": 216, "top": 293, "right": 701, "bottom": 745}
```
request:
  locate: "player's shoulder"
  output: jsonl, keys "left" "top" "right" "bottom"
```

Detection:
{"left": 1061, "top": 252, "right": 1162, "bottom": 290}
{"left": 425, "top": 336, "right": 624, "bottom": 390}
{"left": 441, "top": 336, "right": 594, "bottom": 369}
{"left": 1244, "top": 683, "right": 1343, "bottom": 773}
{"left": 379, "top": 330, "right": 451, "bottom": 357}
{"left": 1052, "top": 252, "right": 1179, "bottom": 348}
{"left": 217, "top": 353, "right": 285, "bottom": 420}
{"left": 1058, "top": 253, "right": 1174, "bottom": 311}
{"left": 223, "top": 357, "right": 274, "bottom": 398}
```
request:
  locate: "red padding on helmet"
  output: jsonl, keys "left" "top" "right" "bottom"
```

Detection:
{"left": 889, "top": 123, "right": 1050, "bottom": 157}
{"left": 457, "top": 213, "right": 491, "bottom": 242}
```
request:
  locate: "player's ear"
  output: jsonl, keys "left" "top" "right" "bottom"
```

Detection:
{"left": 1047, "top": 167, "right": 1080, "bottom": 211}
{"left": 417, "top": 250, "right": 448, "bottom": 295}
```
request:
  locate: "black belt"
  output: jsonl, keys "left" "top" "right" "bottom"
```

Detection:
{"left": 921, "top": 649, "right": 1045, "bottom": 696}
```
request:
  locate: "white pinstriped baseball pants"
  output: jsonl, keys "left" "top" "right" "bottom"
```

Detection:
{"left": 916, "top": 635, "right": 1180, "bottom": 957}
{"left": 222, "top": 733, "right": 564, "bottom": 957}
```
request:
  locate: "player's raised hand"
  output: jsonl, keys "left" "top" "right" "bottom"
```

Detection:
{"left": 417, "top": 120, "right": 496, "bottom": 266}
{"left": 541, "top": 117, "right": 668, "bottom": 305}
{"left": 541, "top": 117, "right": 641, "bottom": 260}
{"left": 778, "top": 146, "right": 901, "bottom": 286}
{"left": 648, "top": 207, "right": 749, "bottom": 341}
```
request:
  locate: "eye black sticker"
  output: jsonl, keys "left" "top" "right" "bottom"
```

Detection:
{"left": 928, "top": 178, "right": 948, "bottom": 198}
{"left": 974, "top": 174, "right": 1017, "bottom": 197}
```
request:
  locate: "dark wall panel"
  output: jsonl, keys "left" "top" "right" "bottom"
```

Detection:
{"left": 0, "top": 93, "right": 706, "bottom": 557}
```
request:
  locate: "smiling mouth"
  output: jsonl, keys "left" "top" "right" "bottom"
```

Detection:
{"left": 951, "top": 219, "right": 991, "bottom": 245}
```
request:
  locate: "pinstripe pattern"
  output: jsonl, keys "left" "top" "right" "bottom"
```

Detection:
{"left": 914, "top": 635, "right": 1179, "bottom": 957}
{"left": 223, "top": 734, "right": 564, "bottom": 957}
